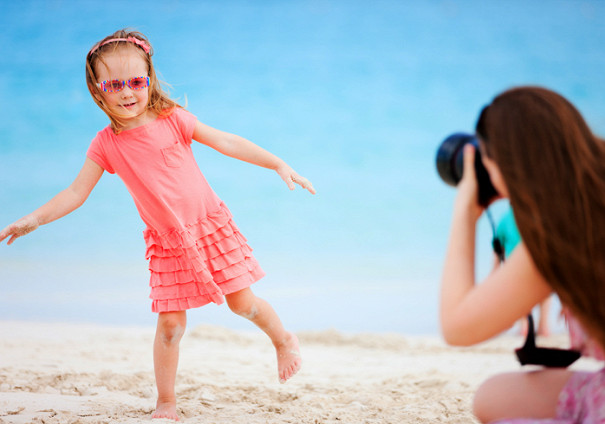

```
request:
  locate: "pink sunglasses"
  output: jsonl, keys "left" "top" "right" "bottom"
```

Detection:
{"left": 97, "top": 76, "right": 150, "bottom": 93}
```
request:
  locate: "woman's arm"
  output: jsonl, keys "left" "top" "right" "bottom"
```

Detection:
{"left": 192, "top": 121, "right": 316, "bottom": 194}
{"left": 439, "top": 145, "right": 551, "bottom": 345}
{"left": 441, "top": 242, "right": 552, "bottom": 346}
{"left": 0, "top": 157, "right": 104, "bottom": 245}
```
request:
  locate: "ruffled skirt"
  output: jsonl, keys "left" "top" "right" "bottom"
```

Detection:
{"left": 143, "top": 203, "right": 265, "bottom": 312}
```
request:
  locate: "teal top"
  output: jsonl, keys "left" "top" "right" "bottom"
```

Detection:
{"left": 496, "top": 208, "right": 521, "bottom": 258}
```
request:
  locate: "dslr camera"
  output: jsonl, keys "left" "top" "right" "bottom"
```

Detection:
{"left": 435, "top": 133, "right": 498, "bottom": 206}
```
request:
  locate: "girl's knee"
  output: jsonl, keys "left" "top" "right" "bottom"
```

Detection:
{"left": 157, "top": 312, "right": 186, "bottom": 344}
{"left": 226, "top": 289, "right": 257, "bottom": 319}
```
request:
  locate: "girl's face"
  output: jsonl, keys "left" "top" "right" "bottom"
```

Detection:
{"left": 94, "top": 48, "right": 152, "bottom": 130}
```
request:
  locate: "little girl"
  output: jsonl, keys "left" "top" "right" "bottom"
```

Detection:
{"left": 0, "top": 29, "right": 315, "bottom": 421}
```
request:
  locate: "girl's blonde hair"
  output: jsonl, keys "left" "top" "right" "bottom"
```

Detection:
{"left": 85, "top": 29, "right": 181, "bottom": 133}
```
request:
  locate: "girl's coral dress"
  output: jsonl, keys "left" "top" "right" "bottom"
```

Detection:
{"left": 87, "top": 108, "right": 264, "bottom": 312}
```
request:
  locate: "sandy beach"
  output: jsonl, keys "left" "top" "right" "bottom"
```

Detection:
{"left": 0, "top": 321, "right": 601, "bottom": 424}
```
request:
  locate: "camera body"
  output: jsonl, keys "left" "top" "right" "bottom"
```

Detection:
{"left": 436, "top": 133, "right": 498, "bottom": 206}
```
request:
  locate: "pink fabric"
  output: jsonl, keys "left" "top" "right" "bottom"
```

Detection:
{"left": 493, "top": 369, "right": 605, "bottom": 423}
{"left": 87, "top": 108, "right": 264, "bottom": 311}
{"left": 492, "top": 311, "right": 605, "bottom": 423}
{"left": 89, "top": 37, "right": 151, "bottom": 55}
{"left": 563, "top": 308, "right": 605, "bottom": 361}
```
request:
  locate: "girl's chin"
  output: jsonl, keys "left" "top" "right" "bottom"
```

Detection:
{"left": 112, "top": 108, "right": 139, "bottom": 118}
{"left": 113, "top": 109, "right": 153, "bottom": 129}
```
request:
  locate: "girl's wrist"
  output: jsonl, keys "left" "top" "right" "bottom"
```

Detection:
{"left": 273, "top": 159, "right": 288, "bottom": 171}
{"left": 26, "top": 211, "right": 43, "bottom": 227}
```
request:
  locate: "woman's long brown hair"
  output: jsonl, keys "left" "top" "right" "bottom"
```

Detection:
{"left": 477, "top": 86, "right": 605, "bottom": 349}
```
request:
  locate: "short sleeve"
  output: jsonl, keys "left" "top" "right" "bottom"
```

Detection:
{"left": 87, "top": 128, "right": 115, "bottom": 174}
{"left": 171, "top": 107, "right": 197, "bottom": 145}
{"left": 496, "top": 208, "right": 521, "bottom": 257}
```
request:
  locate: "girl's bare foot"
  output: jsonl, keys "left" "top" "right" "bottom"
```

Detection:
{"left": 275, "top": 332, "right": 302, "bottom": 383}
{"left": 152, "top": 400, "right": 179, "bottom": 421}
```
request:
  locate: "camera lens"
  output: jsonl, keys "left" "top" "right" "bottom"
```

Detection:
{"left": 436, "top": 133, "right": 474, "bottom": 186}
{"left": 436, "top": 132, "right": 499, "bottom": 206}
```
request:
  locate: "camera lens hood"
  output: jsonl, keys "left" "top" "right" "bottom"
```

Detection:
{"left": 436, "top": 132, "right": 475, "bottom": 186}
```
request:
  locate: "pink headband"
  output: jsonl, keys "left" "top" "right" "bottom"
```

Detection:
{"left": 88, "top": 36, "right": 151, "bottom": 56}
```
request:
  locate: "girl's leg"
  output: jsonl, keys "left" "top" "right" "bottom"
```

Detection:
{"left": 473, "top": 369, "right": 573, "bottom": 423}
{"left": 225, "top": 287, "right": 301, "bottom": 383}
{"left": 152, "top": 311, "right": 187, "bottom": 421}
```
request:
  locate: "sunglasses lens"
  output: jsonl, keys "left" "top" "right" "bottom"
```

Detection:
{"left": 104, "top": 80, "right": 124, "bottom": 93}
{"left": 129, "top": 77, "right": 149, "bottom": 90}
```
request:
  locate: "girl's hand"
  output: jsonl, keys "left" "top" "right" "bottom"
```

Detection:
{"left": 276, "top": 165, "right": 316, "bottom": 194}
{"left": 0, "top": 215, "right": 40, "bottom": 245}
{"left": 454, "top": 144, "right": 483, "bottom": 221}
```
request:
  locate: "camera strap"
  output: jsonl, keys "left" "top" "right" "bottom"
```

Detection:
{"left": 486, "top": 208, "right": 580, "bottom": 368}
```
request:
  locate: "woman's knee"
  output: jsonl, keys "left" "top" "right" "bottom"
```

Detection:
{"left": 473, "top": 370, "right": 572, "bottom": 423}
{"left": 473, "top": 374, "right": 504, "bottom": 423}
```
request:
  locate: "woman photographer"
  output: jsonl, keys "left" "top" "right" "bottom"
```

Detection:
{"left": 440, "top": 86, "right": 605, "bottom": 423}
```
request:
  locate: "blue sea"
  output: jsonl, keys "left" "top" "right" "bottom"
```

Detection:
{"left": 1, "top": 0, "right": 604, "bottom": 335}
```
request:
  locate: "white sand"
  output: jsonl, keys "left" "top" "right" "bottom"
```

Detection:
{"left": 0, "top": 321, "right": 601, "bottom": 424}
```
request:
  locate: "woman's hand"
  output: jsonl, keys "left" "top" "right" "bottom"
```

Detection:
{"left": 454, "top": 144, "right": 484, "bottom": 221}
{"left": 276, "top": 165, "right": 316, "bottom": 194}
{"left": 440, "top": 143, "right": 485, "bottom": 344}
{"left": 0, "top": 214, "right": 40, "bottom": 245}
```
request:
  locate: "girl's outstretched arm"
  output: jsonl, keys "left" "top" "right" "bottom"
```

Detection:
{"left": 192, "top": 121, "right": 316, "bottom": 194}
{"left": 0, "top": 158, "right": 104, "bottom": 245}
{"left": 440, "top": 145, "right": 551, "bottom": 346}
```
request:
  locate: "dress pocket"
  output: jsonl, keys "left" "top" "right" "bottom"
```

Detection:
{"left": 161, "top": 143, "right": 184, "bottom": 168}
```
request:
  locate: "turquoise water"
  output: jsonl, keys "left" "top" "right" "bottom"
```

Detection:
{"left": 1, "top": 1, "right": 605, "bottom": 334}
